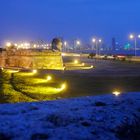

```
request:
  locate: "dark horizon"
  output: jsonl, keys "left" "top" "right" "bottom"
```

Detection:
{"left": 0, "top": 0, "right": 140, "bottom": 45}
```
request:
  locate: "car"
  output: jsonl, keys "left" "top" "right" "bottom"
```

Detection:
{"left": 88, "top": 53, "right": 96, "bottom": 59}
{"left": 115, "top": 54, "right": 126, "bottom": 61}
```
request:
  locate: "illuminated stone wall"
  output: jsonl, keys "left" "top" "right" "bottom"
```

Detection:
{"left": 0, "top": 49, "right": 64, "bottom": 70}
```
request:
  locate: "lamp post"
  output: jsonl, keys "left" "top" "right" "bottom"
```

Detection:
{"left": 92, "top": 38, "right": 96, "bottom": 50}
{"left": 76, "top": 40, "right": 81, "bottom": 52}
{"left": 92, "top": 38, "right": 102, "bottom": 56}
{"left": 64, "top": 41, "right": 67, "bottom": 52}
{"left": 98, "top": 39, "right": 102, "bottom": 56}
{"left": 129, "top": 34, "right": 140, "bottom": 56}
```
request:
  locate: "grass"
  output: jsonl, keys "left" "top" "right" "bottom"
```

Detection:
{"left": 0, "top": 70, "right": 67, "bottom": 103}
{"left": 13, "top": 72, "right": 66, "bottom": 98}
{"left": 1, "top": 58, "right": 140, "bottom": 103}
{"left": 0, "top": 70, "right": 35, "bottom": 103}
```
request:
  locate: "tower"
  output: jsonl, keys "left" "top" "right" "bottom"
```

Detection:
{"left": 112, "top": 38, "right": 116, "bottom": 51}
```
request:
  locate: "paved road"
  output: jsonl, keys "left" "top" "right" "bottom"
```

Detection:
{"left": 65, "top": 57, "right": 140, "bottom": 76}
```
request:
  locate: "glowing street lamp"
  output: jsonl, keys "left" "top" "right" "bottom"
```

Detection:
{"left": 92, "top": 38, "right": 96, "bottom": 43}
{"left": 6, "top": 42, "right": 12, "bottom": 47}
{"left": 64, "top": 41, "right": 67, "bottom": 46}
{"left": 99, "top": 39, "right": 102, "bottom": 43}
{"left": 74, "top": 40, "right": 81, "bottom": 51}
{"left": 129, "top": 34, "right": 140, "bottom": 56}
{"left": 21, "top": 44, "right": 24, "bottom": 47}
{"left": 130, "top": 34, "right": 134, "bottom": 39}
{"left": 63, "top": 41, "right": 67, "bottom": 52}
{"left": 92, "top": 38, "right": 96, "bottom": 51}
{"left": 33, "top": 44, "right": 36, "bottom": 48}
{"left": 92, "top": 37, "right": 102, "bottom": 56}
{"left": 14, "top": 44, "right": 18, "bottom": 47}
{"left": 76, "top": 40, "right": 81, "bottom": 45}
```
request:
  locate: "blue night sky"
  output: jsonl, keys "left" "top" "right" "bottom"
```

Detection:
{"left": 0, "top": 0, "right": 140, "bottom": 44}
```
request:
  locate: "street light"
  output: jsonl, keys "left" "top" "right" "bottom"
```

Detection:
{"left": 99, "top": 39, "right": 102, "bottom": 43}
{"left": 76, "top": 40, "right": 81, "bottom": 45}
{"left": 92, "top": 38, "right": 102, "bottom": 56}
{"left": 14, "top": 44, "right": 18, "bottom": 47}
{"left": 33, "top": 44, "right": 37, "bottom": 48}
{"left": 64, "top": 41, "right": 67, "bottom": 46}
{"left": 92, "top": 38, "right": 96, "bottom": 43}
{"left": 92, "top": 38, "right": 96, "bottom": 51}
{"left": 98, "top": 39, "right": 102, "bottom": 55}
{"left": 129, "top": 34, "right": 134, "bottom": 39}
{"left": 6, "top": 42, "right": 12, "bottom": 47}
{"left": 64, "top": 41, "right": 67, "bottom": 52}
{"left": 129, "top": 34, "right": 140, "bottom": 56}
{"left": 75, "top": 40, "right": 81, "bottom": 52}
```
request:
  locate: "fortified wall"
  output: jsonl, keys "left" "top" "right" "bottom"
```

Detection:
{"left": 0, "top": 49, "right": 64, "bottom": 70}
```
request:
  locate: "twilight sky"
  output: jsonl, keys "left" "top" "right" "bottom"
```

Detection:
{"left": 0, "top": 0, "right": 140, "bottom": 44}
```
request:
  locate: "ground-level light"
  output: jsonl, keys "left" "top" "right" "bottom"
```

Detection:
{"left": 62, "top": 66, "right": 66, "bottom": 71}
{"left": 60, "top": 83, "right": 66, "bottom": 90}
{"left": 74, "top": 59, "right": 79, "bottom": 64}
{"left": 90, "top": 65, "right": 94, "bottom": 68}
{"left": 112, "top": 91, "right": 121, "bottom": 96}
{"left": 46, "top": 75, "right": 52, "bottom": 81}
{"left": 7, "top": 69, "right": 19, "bottom": 73}
{"left": 32, "top": 69, "right": 37, "bottom": 74}
{"left": 55, "top": 83, "right": 67, "bottom": 92}
{"left": 82, "top": 63, "right": 85, "bottom": 66}
{"left": 62, "top": 53, "right": 66, "bottom": 56}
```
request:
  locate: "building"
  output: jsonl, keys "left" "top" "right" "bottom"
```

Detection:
{"left": 112, "top": 38, "right": 116, "bottom": 51}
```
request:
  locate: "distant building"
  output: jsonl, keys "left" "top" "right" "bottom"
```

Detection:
{"left": 112, "top": 38, "right": 116, "bottom": 51}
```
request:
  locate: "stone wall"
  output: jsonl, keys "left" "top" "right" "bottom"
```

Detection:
{"left": 0, "top": 49, "right": 64, "bottom": 70}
